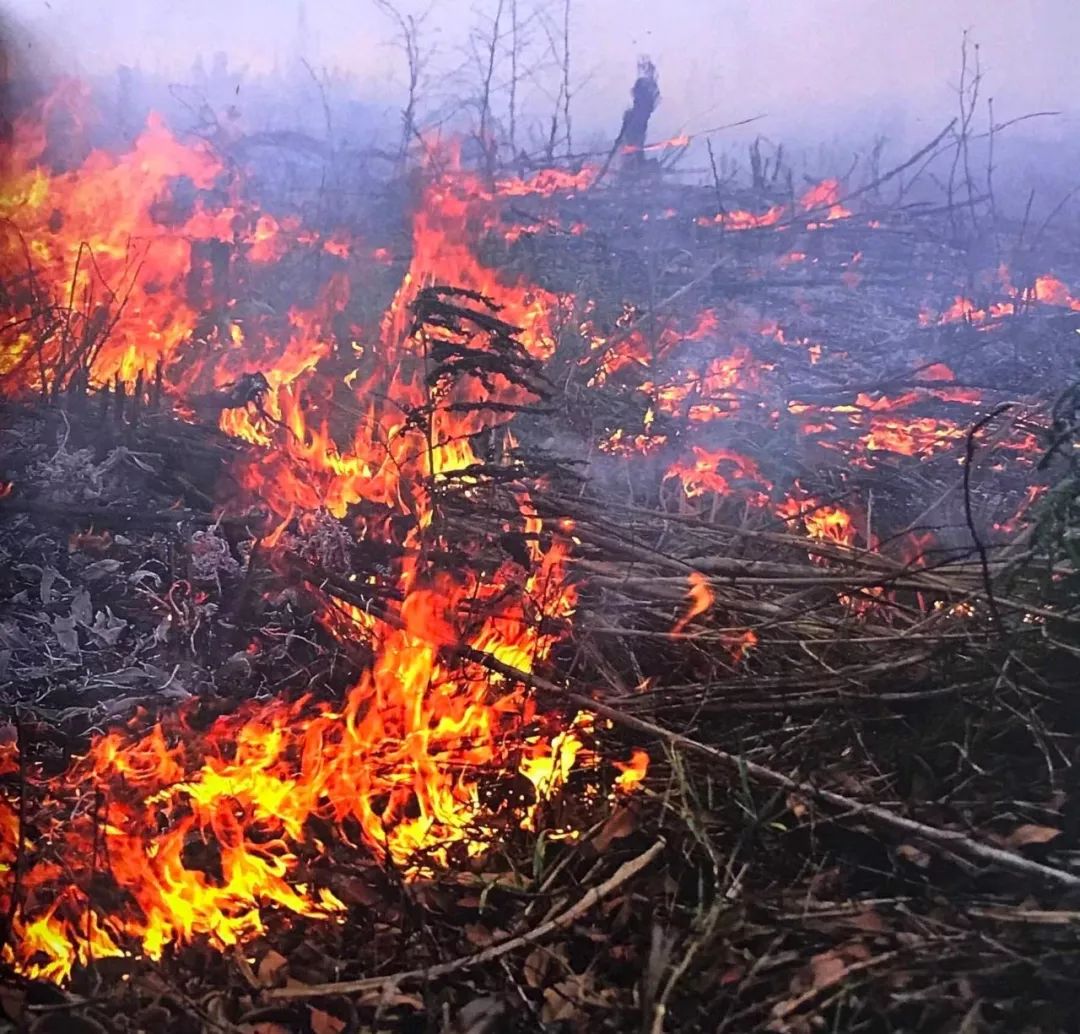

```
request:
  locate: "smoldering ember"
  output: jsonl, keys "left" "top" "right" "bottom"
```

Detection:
{"left": 4, "top": 14, "right": 1080, "bottom": 1034}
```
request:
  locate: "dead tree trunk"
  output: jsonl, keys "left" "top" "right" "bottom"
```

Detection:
{"left": 595, "top": 57, "right": 661, "bottom": 185}
{"left": 620, "top": 58, "right": 660, "bottom": 168}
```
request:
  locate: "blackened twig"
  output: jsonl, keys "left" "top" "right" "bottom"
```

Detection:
{"left": 964, "top": 404, "right": 1013, "bottom": 637}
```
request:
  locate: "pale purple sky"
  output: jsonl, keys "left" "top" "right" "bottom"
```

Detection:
{"left": 4, "top": 0, "right": 1077, "bottom": 147}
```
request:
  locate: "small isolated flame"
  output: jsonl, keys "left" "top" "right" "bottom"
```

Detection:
{"left": 696, "top": 178, "right": 851, "bottom": 231}
{"left": 777, "top": 495, "right": 859, "bottom": 550}
{"left": 727, "top": 628, "right": 759, "bottom": 663}
{"left": 613, "top": 749, "right": 650, "bottom": 792}
{"left": 672, "top": 572, "right": 714, "bottom": 634}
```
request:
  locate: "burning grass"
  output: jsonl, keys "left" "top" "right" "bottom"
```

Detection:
{"left": 2, "top": 81, "right": 1080, "bottom": 1031}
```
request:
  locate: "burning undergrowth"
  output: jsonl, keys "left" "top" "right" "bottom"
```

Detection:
{"left": 0, "top": 270, "right": 621, "bottom": 981}
{"left": 2, "top": 79, "right": 1080, "bottom": 1031}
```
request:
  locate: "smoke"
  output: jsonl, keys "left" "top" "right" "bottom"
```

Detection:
{"left": 4, "top": 0, "right": 1078, "bottom": 186}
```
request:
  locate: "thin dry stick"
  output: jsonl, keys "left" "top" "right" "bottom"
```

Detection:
{"left": 451, "top": 652, "right": 1080, "bottom": 891}
{"left": 963, "top": 404, "right": 1012, "bottom": 637}
{"left": 770, "top": 949, "right": 903, "bottom": 1023}
{"left": 266, "top": 838, "right": 665, "bottom": 1000}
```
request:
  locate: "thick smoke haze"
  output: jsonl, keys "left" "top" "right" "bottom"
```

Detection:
{"left": 4, "top": 0, "right": 1079, "bottom": 194}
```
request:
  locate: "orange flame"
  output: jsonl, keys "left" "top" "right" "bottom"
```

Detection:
{"left": 612, "top": 749, "right": 650, "bottom": 792}
{"left": 671, "top": 572, "right": 714, "bottom": 634}
{"left": 696, "top": 178, "right": 851, "bottom": 231}
{"left": 665, "top": 446, "right": 773, "bottom": 507}
{"left": 0, "top": 100, "right": 610, "bottom": 986}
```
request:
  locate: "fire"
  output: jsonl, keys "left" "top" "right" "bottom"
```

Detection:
{"left": 599, "top": 426, "right": 669, "bottom": 456}
{"left": 777, "top": 495, "right": 858, "bottom": 550}
{"left": 612, "top": 749, "right": 650, "bottom": 792}
{"left": 623, "top": 133, "right": 691, "bottom": 156}
{"left": 584, "top": 307, "right": 720, "bottom": 387}
{"left": 696, "top": 178, "right": 851, "bottom": 231}
{"left": 802, "top": 505, "right": 856, "bottom": 546}
{"left": 494, "top": 165, "right": 596, "bottom": 198}
{"left": 921, "top": 267, "right": 1080, "bottom": 326}
{"left": 0, "top": 91, "right": 357, "bottom": 403}
{"left": 672, "top": 572, "right": 714, "bottom": 634}
{"left": 0, "top": 100, "right": 234, "bottom": 390}
{"left": 0, "top": 96, "right": 610, "bottom": 985}
{"left": 1032, "top": 273, "right": 1080, "bottom": 307}
{"left": 784, "top": 372, "right": 988, "bottom": 465}
{"left": 0, "top": 83, "right": 1057, "bottom": 987}
{"left": 863, "top": 416, "right": 965, "bottom": 456}
{"left": 727, "top": 628, "right": 758, "bottom": 663}
{"left": 645, "top": 347, "right": 761, "bottom": 425}
{"left": 665, "top": 446, "right": 773, "bottom": 507}
{"left": 995, "top": 484, "right": 1049, "bottom": 534}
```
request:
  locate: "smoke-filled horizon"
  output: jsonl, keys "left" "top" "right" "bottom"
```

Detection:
{"left": 5, "top": 1, "right": 1078, "bottom": 145}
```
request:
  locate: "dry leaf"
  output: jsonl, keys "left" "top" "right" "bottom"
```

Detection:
{"left": 39, "top": 565, "right": 58, "bottom": 605}
{"left": 541, "top": 985, "right": 579, "bottom": 1025}
{"left": 0, "top": 985, "right": 25, "bottom": 1024}
{"left": 256, "top": 948, "right": 288, "bottom": 987}
{"left": 789, "top": 941, "right": 870, "bottom": 998}
{"left": 81, "top": 558, "right": 122, "bottom": 581}
{"left": 541, "top": 973, "right": 592, "bottom": 1024}
{"left": 51, "top": 612, "right": 79, "bottom": 655}
{"left": 1006, "top": 824, "right": 1061, "bottom": 848}
{"left": 720, "top": 964, "right": 746, "bottom": 986}
{"left": 896, "top": 843, "right": 931, "bottom": 869}
{"left": 848, "top": 907, "right": 885, "bottom": 934}
{"left": 356, "top": 990, "right": 425, "bottom": 1010}
{"left": 203, "top": 993, "right": 232, "bottom": 1030}
{"left": 464, "top": 922, "right": 495, "bottom": 947}
{"left": 808, "top": 951, "right": 848, "bottom": 991}
{"left": 28, "top": 1017, "right": 108, "bottom": 1034}
{"left": 454, "top": 995, "right": 508, "bottom": 1033}
{"left": 957, "top": 1000, "right": 982, "bottom": 1034}
{"left": 591, "top": 805, "right": 637, "bottom": 854}
{"left": 805, "top": 866, "right": 842, "bottom": 899}
{"left": 70, "top": 587, "right": 93, "bottom": 627}
{"left": 522, "top": 946, "right": 550, "bottom": 988}
{"left": 309, "top": 1008, "right": 347, "bottom": 1034}
{"left": 332, "top": 876, "right": 380, "bottom": 907}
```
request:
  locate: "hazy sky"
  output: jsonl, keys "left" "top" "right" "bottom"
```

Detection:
{"left": 4, "top": 0, "right": 1078, "bottom": 147}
